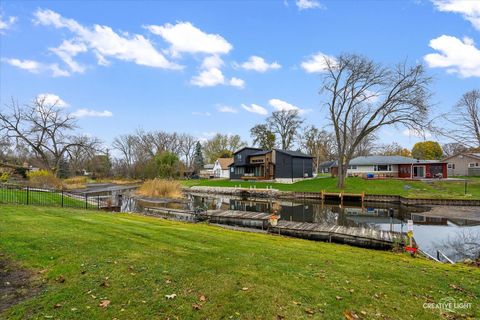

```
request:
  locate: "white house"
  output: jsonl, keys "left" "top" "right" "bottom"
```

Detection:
{"left": 213, "top": 158, "right": 233, "bottom": 178}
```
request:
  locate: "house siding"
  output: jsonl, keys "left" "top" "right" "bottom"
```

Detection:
{"left": 445, "top": 154, "right": 480, "bottom": 176}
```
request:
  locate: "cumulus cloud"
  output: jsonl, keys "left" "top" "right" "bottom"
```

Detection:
{"left": 145, "top": 21, "right": 232, "bottom": 56}
{"left": 191, "top": 56, "right": 244, "bottom": 88}
{"left": 239, "top": 56, "right": 281, "bottom": 72}
{"left": 296, "top": 0, "right": 325, "bottom": 10}
{"left": 36, "top": 93, "right": 68, "bottom": 107}
{"left": 432, "top": 0, "right": 480, "bottom": 30}
{"left": 241, "top": 103, "right": 268, "bottom": 115}
{"left": 424, "top": 35, "right": 480, "bottom": 77}
{"left": 268, "top": 98, "right": 311, "bottom": 114}
{"left": 300, "top": 52, "right": 336, "bottom": 73}
{"left": 0, "top": 14, "right": 17, "bottom": 33}
{"left": 33, "top": 9, "right": 181, "bottom": 74}
{"left": 71, "top": 109, "right": 113, "bottom": 118}
{"left": 2, "top": 58, "right": 70, "bottom": 77}
{"left": 217, "top": 105, "right": 238, "bottom": 113}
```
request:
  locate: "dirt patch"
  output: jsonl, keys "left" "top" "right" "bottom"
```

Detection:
{"left": 0, "top": 255, "right": 42, "bottom": 313}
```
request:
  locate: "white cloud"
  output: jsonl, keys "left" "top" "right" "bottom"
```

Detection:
{"left": 402, "top": 128, "right": 432, "bottom": 138}
{"left": 241, "top": 103, "right": 268, "bottom": 115}
{"left": 36, "top": 93, "right": 68, "bottom": 107}
{"left": 239, "top": 56, "right": 281, "bottom": 72}
{"left": 300, "top": 52, "right": 336, "bottom": 73}
{"left": 2, "top": 58, "right": 70, "bottom": 77}
{"left": 0, "top": 14, "right": 17, "bottom": 33}
{"left": 50, "top": 40, "right": 88, "bottom": 73}
{"left": 71, "top": 109, "right": 113, "bottom": 118}
{"left": 192, "top": 111, "right": 211, "bottom": 116}
{"left": 424, "top": 35, "right": 480, "bottom": 77}
{"left": 217, "top": 105, "right": 238, "bottom": 113}
{"left": 268, "top": 98, "right": 311, "bottom": 114}
{"left": 432, "top": 0, "right": 480, "bottom": 30}
{"left": 296, "top": 0, "right": 325, "bottom": 10}
{"left": 229, "top": 77, "right": 245, "bottom": 88}
{"left": 145, "top": 21, "right": 232, "bottom": 56}
{"left": 191, "top": 67, "right": 225, "bottom": 87}
{"left": 33, "top": 9, "right": 181, "bottom": 72}
{"left": 191, "top": 56, "right": 244, "bottom": 88}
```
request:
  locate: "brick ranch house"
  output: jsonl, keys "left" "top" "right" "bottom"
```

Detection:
{"left": 229, "top": 147, "right": 313, "bottom": 182}
{"left": 330, "top": 155, "right": 448, "bottom": 179}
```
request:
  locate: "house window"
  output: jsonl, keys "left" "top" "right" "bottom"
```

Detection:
{"left": 348, "top": 165, "right": 357, "bottom": 170}
{"left": 237, "top": 154, "right": 242, "bottom": 161}
{"left": 469, "top": 163, "right": 475, "bottom": 168}
{"left": 234, "top": 167, "right": 244, "bottom": 175}
{"left": 447, "top": 163, "right": 455, "bottom": 169}
{"left": 230, "top": 167, "right": 234, "bottom": 173}
{"left": 374, "top": 165, "right": 391, "bottom": 171}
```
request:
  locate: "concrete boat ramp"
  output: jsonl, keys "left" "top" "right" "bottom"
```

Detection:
{"left": 138, "top": 207, "right": 406, "bottom": 250}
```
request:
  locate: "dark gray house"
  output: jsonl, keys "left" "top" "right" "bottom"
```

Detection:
{"left": 229, "top": 147, "right": 313, "bottom": 181}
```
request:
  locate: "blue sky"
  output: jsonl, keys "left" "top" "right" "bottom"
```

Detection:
{"left": 1, "top": 0, "right": 479, "bottom": 149}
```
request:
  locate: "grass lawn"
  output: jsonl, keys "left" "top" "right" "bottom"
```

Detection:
{"left": 1, "top": 205, "right": 479, "bottom": 319}
{"left": 0, "top": 188, "right": 97, "bottom": 209}
{"left": 181, "top": 176, "right": 480, "bottom": 200}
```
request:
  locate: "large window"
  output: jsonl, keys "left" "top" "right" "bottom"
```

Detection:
{"left": 234, "top": 167, "right": 244, "bottom": 175}
{"left": 468, "top": 163, "right": 479, "bottom": 168}
{"left": 374, "top": 165, "right": 391, "bottom": 171}
{"left": 348, "top": 165, "right": 357, "bottom": 170}
{"left": 447, "top": 163, "right": 455, "bottom": 169}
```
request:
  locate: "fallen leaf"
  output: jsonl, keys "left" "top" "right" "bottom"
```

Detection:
{"left": 99, "top": 300, "right": 110, "bottom": 308}
{"left": 165, "top": 279, "right": 172, "bottom": 284}
{"left": 100, "top": 281, "right": 109, "bottom": 288}
{"left": 165, "top": 294, "right": 177, "bottom": 300}
{"left": 55, "top": 275, "right": 65, "bottom": 283}
{"left": 241, "top": 287, "right": 249, "bottom": 291}
{"left": 304, "top": 308, "right": 315, "bottom": 314}
{"left": 199, "top": 295, "right": 206, "bottom": 302}
{"left": 343, "top": 310, "right": 359, "bottom": 320}
{"left": 292, "top": 301, "right": 302, "bottom": 305}
{"left": 336, "top": 296, "right": 342, "bottom": 300}
{"left": 71, "top": 308, "right": 78, "bottom": 311}
{"left": 277, "top": 315, "right": 285, "bottom": 320}
{"left": 53, "top": 303, "right": 61, "bottom": 309}
{"left": 192, "top": 303, "right": 202, "bottom": 310}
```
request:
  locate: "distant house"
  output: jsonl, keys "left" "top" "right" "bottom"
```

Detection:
{"left": 229, "top": 147, "right": 313, "bottom": 182}
{"left": 199, "top": 164, "right": 215, "bottom": 179}
{"left": 318, "top": 160, "right": 335, "bottom": 174}
{"left": 443, "top": 153, "right": 480, "bottom": 176}
{"left": 213, "top": 158, "right": 233, "bottom": 178}
{"left": 330, "top": 155, "right": 448, "bottom": 179}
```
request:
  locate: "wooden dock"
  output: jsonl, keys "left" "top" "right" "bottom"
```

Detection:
{"left": 270, "top": 221, "right": 404, "bottom": 250}
{"left": 198, "top": 210, "right": 405, "bottom": 249}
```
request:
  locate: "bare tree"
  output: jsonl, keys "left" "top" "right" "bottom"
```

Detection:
{"left": 353, "top": 133, "right": 376, "bottom": 157}
{"left": 440, "top": 230, "right": 480, "bottom": 261}
{"left": 376, "top": 142, "right": 411, "bottom": 157}
{"left": 299, "top": 126, "right": 335, "bottom": 173}
{"left": 0, "top": 97, "right": 100, "bottom": 176}
{"left": 203, "top": 133, "right": 246, "bottom": 163}
{"left": 442, "top": 142, "right": 468, "bottom": 157}
{"left": 179, "top": 133, "right": 197, "bottom": 170}
{"left": 112, "top": 134, "right": 139, "bottom": 177}
{"left": 440, "top": 89, "right": 480, "bottom": 148}
{"left": 321, "top": 54, "right": 431, "bottom": 188}
{"left": 267, "top": 109, "right": 304, "bottom": 150}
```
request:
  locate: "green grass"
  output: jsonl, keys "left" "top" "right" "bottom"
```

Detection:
{"left": 0, "top": 188, "right": 97, "bottom": 209}
{"left": 182, "top": 177, "right": 480, "bottom": 199}
{"left": 1, "top": 205, "right": 479, "bottom": 319}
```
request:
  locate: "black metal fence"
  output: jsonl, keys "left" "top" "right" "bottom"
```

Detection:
{"left": 0, "top": 184, "right": 113, "bottom": 210}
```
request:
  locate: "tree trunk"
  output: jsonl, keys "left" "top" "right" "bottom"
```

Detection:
{"left": 336, "top": 159, "right": 346, "bottom": 189}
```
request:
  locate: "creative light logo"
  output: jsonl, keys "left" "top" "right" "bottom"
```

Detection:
{"left": 423, "top": 297, "right": 472, "bottom": 313}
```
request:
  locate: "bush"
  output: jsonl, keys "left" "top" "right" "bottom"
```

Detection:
{"left": 27, "top": 170, "right": 62, "bottom": 189}
{"left": 63, "top": 176, "right": 88, "bottom": 189}
{"left": 0, "top": 172, "right": 9, "bottom": 183}
{"left": 137, "top": 179, "right": 182, "bottom": 199}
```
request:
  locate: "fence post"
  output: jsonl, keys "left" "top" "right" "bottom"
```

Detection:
{"left": 61, "top": 189, "right": 64, "bottom": 207}
{"left": 97, "top": 195, "right": 100, "bottom": 210}
{"left": 85, "top": 194, "right": 88, "bottom": 210}
{"left": 26, "top": 186, "right": 29, "bottom": 205}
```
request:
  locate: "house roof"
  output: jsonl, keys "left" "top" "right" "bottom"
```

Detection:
{"left": 250, "top": 150, "right": 270, "bottom": 156}
{"left": 333, "top": 155, "right": 445, "bottom": 166}
{"left": 233, "top": 146, "right": 263, "bottom": 154}
{"left": 216, "top": 158, "right": 233, "bottom": 169}
{"left": 275, "top": 149, "right": 313, "bottom": 158}
{"left": 319, "top": 160, "right": 336, "bottom": 168}
{"left": 442, "top": 152, "right": 480, "bottom": 162}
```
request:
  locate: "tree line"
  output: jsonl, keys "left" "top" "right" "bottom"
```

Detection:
{"left": 1, "top": 54, "right": 479, "bottom": 187}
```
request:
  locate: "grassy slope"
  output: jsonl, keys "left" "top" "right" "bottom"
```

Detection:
{"left": 1, "top": 205, "right": 479, "bottom": 319}
{"left": 182, "top": 176, "right": 480, "bottom": 199}
{"left": 0, "top": 189, "right": 96, "bottom": 209}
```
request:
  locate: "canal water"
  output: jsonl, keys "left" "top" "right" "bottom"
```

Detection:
{"left": 122, "top": 194, "right": 480, "bottom": 262}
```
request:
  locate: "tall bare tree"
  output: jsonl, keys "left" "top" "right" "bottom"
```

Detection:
{"left": 442, "top": 142, "right": 468, "bottom": 157}
{"left": 321, "top": 54, "right": 431, "bottom": 188}
{"left": 0, "top": 97, "right": 100, "bottom": 176}
{"left": 440, "top": 89, "right": 480, "bottom": 148}
{"left": 267, "top": 109, "right": 303, "bottom": 150}
{"left": 179, "top": 133, "right": 197, "bottom": 170}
